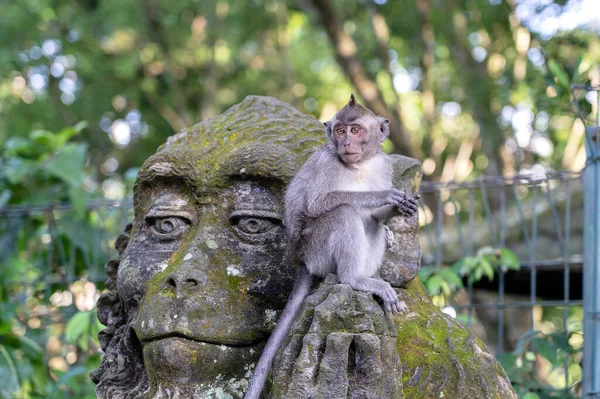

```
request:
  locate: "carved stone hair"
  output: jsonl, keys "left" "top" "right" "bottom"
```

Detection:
{"left": 90, "top": 223, "right": 149, "bottom": 398}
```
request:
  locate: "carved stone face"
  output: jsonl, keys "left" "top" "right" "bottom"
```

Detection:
{"left": 129, "top": 178, "right": 289, "bottom": 392}
{"left": 92, "top": 96, "right": 324, "bottom": 398}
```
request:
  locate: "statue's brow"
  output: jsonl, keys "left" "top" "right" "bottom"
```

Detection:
{"left": 218, "top": 146, "right": 297, "bottom": 182}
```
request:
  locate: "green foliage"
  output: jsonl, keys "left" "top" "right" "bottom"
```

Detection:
{"left": 65, "top": 311, "right": 104, "bottom": 352}
{"left": 0, "top": 124, "right": 126, "bottom": 397}
{"left": 0, "top": 249, "right": 101, "bottom": 399}
{"left": 420, "top": 248, "right": 581, "bottom": 399}
{"left": 1, "top": 0, "right": 597, "bottom": 177}
{"left": 0, "top": 122, "right": 91, "bottom": 213}
{"left": 453, "top": 246, "right": 521, "bottom": 282}
{"left": 499, "top": 330, "right": 581, "bottom": 399}
{"left": 419, "top": 247, "right": 520, "bottom": 298}
{"left": 418, "top": 265, "right": 464, "bottom": 297}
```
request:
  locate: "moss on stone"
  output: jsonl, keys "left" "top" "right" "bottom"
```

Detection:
{"left": 392, "top": 278, "right": 517, "bottom": 399}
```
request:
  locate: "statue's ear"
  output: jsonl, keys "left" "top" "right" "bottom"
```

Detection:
{"left": 379, "top": 117, "right": 390, "bottom": 142}
{"left": 324, "top": 121, "right": 333, "bottom": 138}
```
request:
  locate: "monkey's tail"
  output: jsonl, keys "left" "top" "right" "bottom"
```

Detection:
{"left": 244, "top": 268, "right": 313, "bottom": 399}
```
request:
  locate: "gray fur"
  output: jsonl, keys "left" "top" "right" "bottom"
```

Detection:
{"left": 244, "top": 96, "right": 418, "bottom": 399}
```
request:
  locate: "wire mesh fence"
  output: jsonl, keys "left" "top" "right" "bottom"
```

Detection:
{"left": 419, "top": 170, "right": 583, "bottom": 396}
{"left": 0, "top": 170, "right": 586, "bottom": 397}
{"left": 0, "top": 199, "right": 133, "bottom": 397}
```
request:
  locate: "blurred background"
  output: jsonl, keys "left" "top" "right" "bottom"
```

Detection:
{"left": 0, "top": 0, "right": 598, "bottom": 398}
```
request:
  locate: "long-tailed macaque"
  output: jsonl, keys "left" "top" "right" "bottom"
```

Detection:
{"left": 244, "top": 95, "right": 419, "bottom": 399}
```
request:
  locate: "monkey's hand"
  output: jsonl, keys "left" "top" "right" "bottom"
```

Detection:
{"left": 395, "top": 193, "right": 420, "bottom": 217}
{"left": 385, "top": 188, "right": 408, "bottom": 207}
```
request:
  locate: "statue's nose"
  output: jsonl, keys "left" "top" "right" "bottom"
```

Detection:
{"left": 163, "top": 268, "right": 207, "bottom": 298}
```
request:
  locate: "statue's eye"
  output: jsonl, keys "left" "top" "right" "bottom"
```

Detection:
{"left": 229, "top": 212, "right": 283, "bottom": 244}
{"left": 233, "top": 217, "right": 278, "bottom": 235}
{"left": 351, "top": 127, "right": 359, "bottom": 134}
{"left": 147, "top": 216, "right": 191, "bottom": 241}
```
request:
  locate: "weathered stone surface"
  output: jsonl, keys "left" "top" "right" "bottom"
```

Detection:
{"left": 271, "top": 275, "right": 403, "bottom": 399}
{"left": 92, "top": 95, "right": 517, "bottom": 399}
{"left": 395, "top": 279, "right": 517, "bottom": 399}
{"left": 270, "top": 274, "right": 517, "bottom": 399}
{"left": 382, "top": 154, "right": 422, "bottom": 287}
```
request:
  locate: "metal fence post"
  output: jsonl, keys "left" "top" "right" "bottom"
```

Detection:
{"left": 576, "top": 84, "right": 600, "bottom": 398}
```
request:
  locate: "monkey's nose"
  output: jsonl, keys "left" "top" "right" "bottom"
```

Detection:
{"left": 163, "top": 269, "right": 207, "bottom": 298}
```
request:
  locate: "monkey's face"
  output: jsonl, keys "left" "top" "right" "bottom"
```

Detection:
{"left": 329, "top": 114, "right": 389, "bottom": 164}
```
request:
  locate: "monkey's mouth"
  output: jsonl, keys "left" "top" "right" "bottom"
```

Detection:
{"left": 343, "top": 152, "right": 362, "bottom": 161}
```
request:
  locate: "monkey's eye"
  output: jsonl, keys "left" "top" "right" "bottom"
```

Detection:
{"left": 351, "top": 127, "right": 359, "bottom": 134}
{"left": 336, "top": 127, "right": 345, "bottom": 135}
{"left": 146, "top": 216, "right": 191, "bottom": 241}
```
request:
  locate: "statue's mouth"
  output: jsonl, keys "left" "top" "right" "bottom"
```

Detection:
{"left": 140, "top": 332, "right": 263, "bottom": 347}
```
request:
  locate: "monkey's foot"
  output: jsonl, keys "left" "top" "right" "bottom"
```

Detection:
{"left": 381, "top": 284, "right": 402, "bottom": 314}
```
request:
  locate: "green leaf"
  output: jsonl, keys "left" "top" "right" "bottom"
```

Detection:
{"left": 514, "top": 330, "right": 540, "bottom": 355}
{"left": 30, "top": 130, "right": 60, "bottom": 152}
{"left": 45, "top": 143, "right": 87, "bottom": 187}
{"left": 58, "top": 215, "right": 98, "bottom": 252}
{"left": 78, "top": 333, "right": 89, "bottom": 351}
{"left": 16, "top": 335, "right": 44, "bottom": 359}
{"left": 69, "top": 185, "right": 88, "bottom": 219}
{"left": 73, "top": 121, "right": 89, "bottom": 133}
{"left": 3, "top": 137, "right": 34, "bottom": 158}
{"left": 2, "top": 158, "right": 37, "bottom": 185}
{"left": 548, "top": 59, "right": 571, "bottom": 91}
{"left": 453, "top": 256, "right": 477, "bottom": 275}
{"left": 0, "top": 344, "right": 19, "bottom": 395}
{"left": 440, "top": 280, "right": 452, "bottom": 297}
{"left": 479, "top": 257, "right": 495, "bottom": 281}
{"left": 66, "top": 311, "right": 92, "bottom": 345}
{"left": 451, "top": 259, "right": 465, "bottom": 274}
{"left": 439, "top": 267, "right": 464, "bottom": 288}
{"left": 500, "top": 248, "right": 520, "bottom": 271}
{"left": 533, "top": 336, "right": 558, "bottom": 365}
{"left": 572, "top": 54, "right": 584, "bottom": 82}
{"left": 56, "top": 122, "right": 87, "bottom": 147}
{"left": 417, "top": 266, "right": 436, "bottom": 280}
{"left": 426, "top": 275, "right": 443, "bottom": 296}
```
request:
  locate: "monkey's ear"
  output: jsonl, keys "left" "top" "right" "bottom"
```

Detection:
{"left": 379, "top": 117, "right": 390, "bottom": 142}
{"left": 324, "top": 121, "right": 333, "bottom": 137}
{"left": 348, "top": 94, "right": 356, "bottom": 107}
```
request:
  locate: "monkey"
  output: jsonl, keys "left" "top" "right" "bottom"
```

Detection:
{"left": 244, "top": 94, "right": 420, "bottom": 399}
